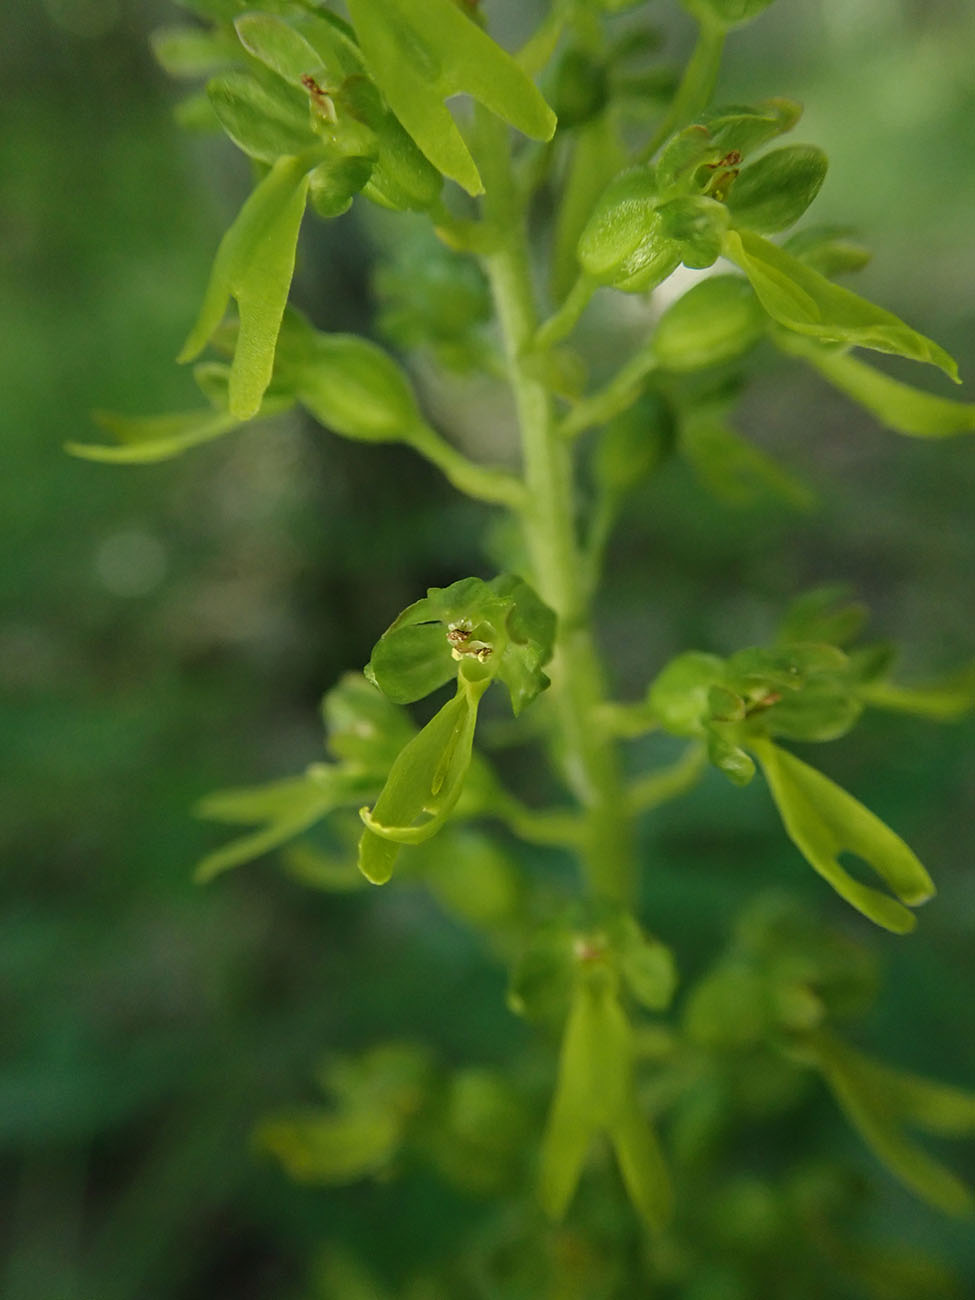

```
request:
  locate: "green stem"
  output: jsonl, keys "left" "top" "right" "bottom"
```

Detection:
{"left": 639, "top": 16, "right": 726, "bottom": 162}
{"left": 534, "top": 274, "right": 597, "bottom": 351}
{"left": 478, "top": 118, "right": 635, "bottom": 904}
{"left": 559, "top": 350, "right": 658, "bottom": 440}
{"left": 410, "top": 422, "right": 528, "bottom": 509}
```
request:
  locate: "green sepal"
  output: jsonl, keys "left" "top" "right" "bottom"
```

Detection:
{"left": 490, "top": 574, "right": 557, "bottom": 716}
{"left": 723, "top": 229, "right": 959, "bottom": 380}
{"left": 806, "top": 1032, "right": 975, "bottom": 1215}
{"left": 647, "top": 651, "right": 727, "bottom": 736}
{"left": 753, "top": 738, "right": 935, "bottom": 933}
{"left": 658, "top": 194, "right": 729, "bottom": 268}
{"left": 308, "top": 151, "right": 376, "bottom": 218}
{"left": 367, "top": 621, "right": 456, "bottom": 706}
{"left": 256, "top": 1041, "right": 432, "bottom": 1186}
{"left": 777, "top": 586, "right": 868, "bottom": 648}
{"left": 507, "top": 919, "right": 577, "bottom": 1026}
{"left": 179, "top": 150, "right": 321, "bottom": 418}
{"left": 150, "top": 24, "right": 241, "bottom": 79}
{"left": 576, "top": 166, "right": 681, "bottom": 292}
{"left": 256, "top": 1106, "right": 402, "bottom": 1184}
{"left": 207, "top": 70, "right": 322, "bottom": 163}
{"left": 594, "top": 393, "right": 673, "bottom": 498}
{"left": 294, "top": 333, "right": 425, "bottom": 443}
{"left": 551, "top": 113, "right": 628, "bottom": 300}
{"left": 322, "top": 673, "right": 417, "bottom": 773}
{"left": 780, "top": 338, "right": 975, "bottom": 438}
{"left": 679, "top": 405, "right": 815, "bottom": 510}
{"left": 234, "top": 12, "right": 338, "bottom": 85}
{"left": 707, "top": 730, "right": 755, "bottom": 786}
{"left": 859, "top": 665, "right": 975, "bottom": 722}
{"left": 193, "top": 765, "right": 363, "bottom": 883}
{"left": 727, "top": 144, "right": 827, "bottom": 234}
{"left": 657, "top": 100, "right": 802, "bottom": 191}
{"left": 652, "top": 275, "right": 766, "bottom": 372}
{"left": 783, "top": 225, "right": 872, "bottom": 277}
{"left": 345, "top": 0, "right": 556, "bottom": 196}
{"left": 684, "top": 963, "right": 771, "bottom": 1050}
{"left": 610, "top": 912, "right": 678, "bottom": 1012}
{"left": 359, "top": 108, "right": 442, "bottom": 212}
{"left": 681, "top": 0, "right": 777, "bottom": 28}
{"left": 357, "top": 677, "right": 487, "bottom": 883}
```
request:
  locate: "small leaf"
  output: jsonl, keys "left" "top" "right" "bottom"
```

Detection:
{"left": 787, "top": 341, "right": 975, "bottom": 438}
{"left": 727, "top": 144, "right": 828, "bottom": 234}
{"left": 179, "top": 151, "right": 320, "bottom": 418}
{"left": 67, "top": 407, "right": 242, "bottom": 464}
{"left": 723, "top": 229, "right": 959, "bottom": 380}
{"left": 345, "top": 0, "right": 556, "bottom": 195}
{"left": 753, "top": 738, "right": 935, "bottom": 933}
{"left": 651, "top": 275, "right": 766, "bottom": 372}
{"left": 783, "top": 224, "right": 872, "bottom": 277}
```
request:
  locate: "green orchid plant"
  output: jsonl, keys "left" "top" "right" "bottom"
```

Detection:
{"left": 74, "top": 0, "right": 975, "bottom": 1291}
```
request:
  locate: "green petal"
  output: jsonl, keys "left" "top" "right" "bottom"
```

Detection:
{"left": 723, "top": 229, "right": 959, "bottom": 380}
{"left": 754, "top": 738, "right": 934, "bottom": 932}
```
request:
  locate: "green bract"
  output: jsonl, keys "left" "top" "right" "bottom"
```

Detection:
{"left": 344, "top": 0, "right": 556, "bottom": 195}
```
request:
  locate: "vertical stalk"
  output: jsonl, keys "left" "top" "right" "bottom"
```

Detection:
{"left": 639, "top": 15, "right": 726, "bottom": 161}
{"left": 478, "top": 118, "right": 634, "bottom": 904}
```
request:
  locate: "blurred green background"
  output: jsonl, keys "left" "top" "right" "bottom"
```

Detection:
{"left": 2, "top": 1, "right": 973, "bottom": 1296}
